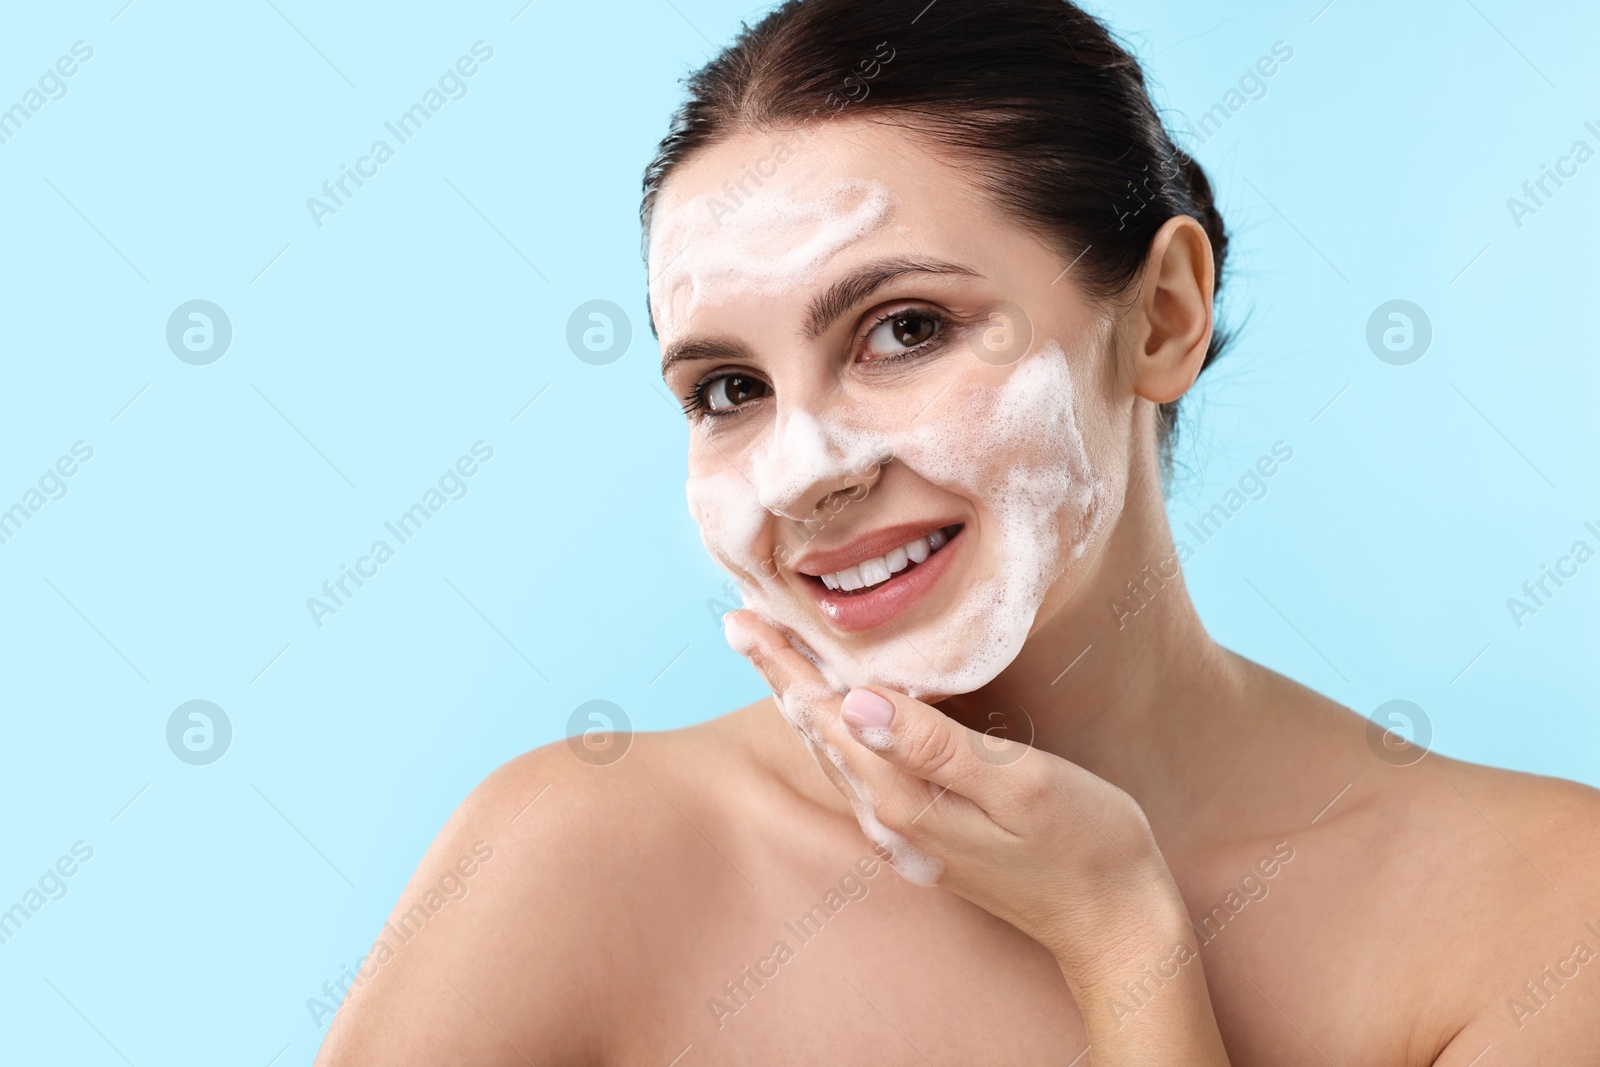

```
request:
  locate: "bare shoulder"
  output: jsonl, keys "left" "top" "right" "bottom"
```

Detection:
{"left": 1402, "top": 754, "right": 1600, "bottom": 1065}
{"left": 1414, "top": 752, "right": 1600, "bottom": 907}
{"left": 314, "top": 703, "right": 786, "bottom": 1067}
{"left": 1442, "top": 755, "right": 1600, "bottom": 855}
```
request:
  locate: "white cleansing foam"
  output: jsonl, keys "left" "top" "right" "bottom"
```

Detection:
{"left": 690, "top": 336, "right": 1104, "bottom": 703}
{"left": 648, "top": 173, "right": 894, "bottom": 338}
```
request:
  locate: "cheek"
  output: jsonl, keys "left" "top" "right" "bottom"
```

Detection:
{"left": 686, "top": 466, "right": 766, "bottom": 573}
{"left": 884, "top": 341, "right": 1100, "bottom": 540}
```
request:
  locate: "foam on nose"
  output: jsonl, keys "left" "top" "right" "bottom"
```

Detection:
{"left": 754, "top": 407, "right": 886, "bottom": 520}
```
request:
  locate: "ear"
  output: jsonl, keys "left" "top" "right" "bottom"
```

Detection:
{"left": 1124, "top": 214, "right": 1215, "bottom": 405}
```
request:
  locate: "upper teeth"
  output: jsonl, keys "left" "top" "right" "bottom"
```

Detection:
{"left": 820, "top": 527, "right": 954, "bottom": 592}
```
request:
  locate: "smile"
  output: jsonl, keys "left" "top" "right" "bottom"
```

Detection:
{"left": 791, "top": 523, "right": 966, "bottom": 633}
{"left": 817, "top": 525, "right": 960, "bottom": 591}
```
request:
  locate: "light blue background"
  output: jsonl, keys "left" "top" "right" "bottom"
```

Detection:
{"left": 1, "top": 1, "right": 1595, "bottom": 1063}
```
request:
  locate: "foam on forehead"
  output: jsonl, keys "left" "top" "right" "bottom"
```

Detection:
{"left": 649, "top": 174, "right": 895, "bottom": 336}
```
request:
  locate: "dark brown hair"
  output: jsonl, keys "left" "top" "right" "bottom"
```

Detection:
{"left": 640, "top": 0, "right": 1229, "bottom": 469}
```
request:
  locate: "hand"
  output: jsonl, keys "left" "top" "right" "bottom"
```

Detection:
{"left": 724, "top": 609, "right": 1231, "bottom": 1064}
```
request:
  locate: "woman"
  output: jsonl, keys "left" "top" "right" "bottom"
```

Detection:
{"left": 316, "top": 1, "right": 1600, "bottom": 1062}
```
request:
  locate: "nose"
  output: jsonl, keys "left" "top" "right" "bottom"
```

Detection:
{"left": 753, "top": 404, "right": 886, "bottom": 523}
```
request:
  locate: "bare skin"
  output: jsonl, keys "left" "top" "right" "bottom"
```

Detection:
{"left": 316, "top": 119, "right": 1600, "bottom": 1065}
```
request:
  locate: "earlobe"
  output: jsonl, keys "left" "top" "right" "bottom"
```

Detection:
{"left": 1129, "top": 215, "right": 1215, "bottom": 406}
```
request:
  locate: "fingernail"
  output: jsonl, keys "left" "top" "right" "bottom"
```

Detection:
{"left": 841, "top": 688, "right": 895, "bottom": 730}
{"left": 722, "top": 611, "right": 759, "bottom": 657}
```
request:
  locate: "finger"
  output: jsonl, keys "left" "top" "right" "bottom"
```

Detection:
{"left": 721, "top": 610, "right": 839, "bottom": 737}
{"left": 839, "top": 686, "right": 1025, "bottom": 815}
{"left": 723, "top": 611, "right": 991, "bottom": 868}
{"left": 722, "top": 610, "right": 929, "bottom": 804}
{"left": 723, "top": 610, "right": 909, "bottom": 831}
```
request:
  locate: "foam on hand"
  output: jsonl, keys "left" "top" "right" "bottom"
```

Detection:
{"left": 778, "top": 655, "right": 947, "bottom": 887}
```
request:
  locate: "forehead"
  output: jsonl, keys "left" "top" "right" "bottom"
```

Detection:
{"left": 650, "top": 117, "right": 965, "bottom": 219}
{"left": 646, "top": 119, "right": 1010, "bottom": 339}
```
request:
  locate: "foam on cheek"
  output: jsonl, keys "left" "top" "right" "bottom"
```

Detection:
{"left": 711, "top": 339, "right": 1105, "bottom": 702}
{"left": 687, "top": 464, "right": 769, "bottom": 583}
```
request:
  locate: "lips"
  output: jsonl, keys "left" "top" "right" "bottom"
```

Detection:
{"left": 814, "top": 525, "right": 959, "bottom": 591}
{"left": 791, "top": 522, "right": 966, "bottom": 633}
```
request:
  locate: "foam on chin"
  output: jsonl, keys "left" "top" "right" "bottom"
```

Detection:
{"left": 687, "top": 336, "right": 1105, "bottom": 703}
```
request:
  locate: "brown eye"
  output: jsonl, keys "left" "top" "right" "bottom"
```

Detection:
{"left": 704, "top": 374, "right": 769, "bottom": 411}
{"left": 864, "top": 311, "right": 940, "bottom": 358}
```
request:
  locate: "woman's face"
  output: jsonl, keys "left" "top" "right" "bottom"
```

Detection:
{"left": 650, "top": 118, "right": 1131, "bottom": 702}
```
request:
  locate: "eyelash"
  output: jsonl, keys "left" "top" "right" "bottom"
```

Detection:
{"left": 680, "top": 307, "right": 949, "bottom": 420}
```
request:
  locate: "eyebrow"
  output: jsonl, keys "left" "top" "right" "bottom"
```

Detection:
{"left": 658, "top": 257, "right": 983, "bottom": 377}
{"left": 801, "top": 256, "right": 982, "bottom": 341}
